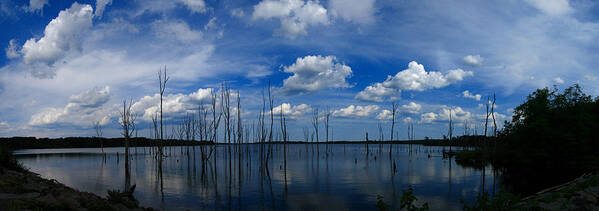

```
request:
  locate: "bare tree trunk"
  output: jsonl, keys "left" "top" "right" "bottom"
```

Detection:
{"left": 159, "top": 67, "right": 169, "bottom": 157}
{"left": 324, "top": 107, "right": 331, "bottom": 155}
{"left": 390, "top": 102, "right": 398, "bottom": 159}
{"left": 312, "top": 108, "right": 319, "bottom": 156}
{"left": 267, "top": 81, "right": 274, "bottom": 164}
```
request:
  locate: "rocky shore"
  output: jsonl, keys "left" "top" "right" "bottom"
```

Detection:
{"left": 516, "top": 172, "right": 599, "bottom": 210}
{"left": 0, "top": 167, "right": 153, "bottom": 211}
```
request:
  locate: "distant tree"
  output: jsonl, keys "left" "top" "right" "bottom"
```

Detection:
{"left": 92, "top": 120, "right": 103, "bottom": 152}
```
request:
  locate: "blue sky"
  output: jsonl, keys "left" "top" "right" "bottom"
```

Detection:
{"left": 1, "top": 0, "right": 598, "bottom": 140}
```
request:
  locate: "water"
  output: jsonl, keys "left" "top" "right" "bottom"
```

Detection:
{"left": 14, "top": 144, "right": 498, "bottom": 210}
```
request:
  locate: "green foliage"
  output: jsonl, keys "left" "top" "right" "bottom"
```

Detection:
{"left": 400, "top": 186, "right": 429, "bottom": 211}
{"left": 376, "top": 195, "right": 387, "bottom": 211}
{"left": 376, "top": 186, "right": 429, "bottom": 211}
{"left": 454, "top": 149, "right": 492, "bottom": 168}
{"left": 497, "top": 84, "right": 599, "bottom": 193}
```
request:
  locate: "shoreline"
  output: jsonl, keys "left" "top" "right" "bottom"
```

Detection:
{"left": 0, "top": 167, "right": 154, "bottom": 211}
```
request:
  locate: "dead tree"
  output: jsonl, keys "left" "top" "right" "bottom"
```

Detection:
{"left": 484, "top": 96, "right": 490, "bottom": 137}
{"left": 312, "top": 108, "right": 319, "bottom": 155}
{"left": 390, "top": 102, "right": 398, "bottom": 159}
{"left": 158, "top": 67, "right": 169, "bottom": 157}
{"left": 118, "top": 99, "right": 136, "bottom": 188}
{"left": 93, "top": 120, "right": 103, "bottom": 152}
{"left": 448, "top": 108, "right": 453, "bottom": 140}
{"left": 378, "top": 122, "right": 383, "bottom": 152}
{"left": 324, "top": 107, "right": 331, "bottom": 154}
{"left": 491, "top": 94, "right": 497, "bottom": 137}
{"left": 267, "top": 81, "right": 274, "bottom": 162}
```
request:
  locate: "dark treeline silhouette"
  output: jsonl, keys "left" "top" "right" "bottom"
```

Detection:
{"left": 458, "top": 84, "right": 599, "bottom": 195}
{"left": 495, "top": 84, "right": 599, "bottom": 194}
{"left": 0, "top": 137, "right": 208, "bottom": 150}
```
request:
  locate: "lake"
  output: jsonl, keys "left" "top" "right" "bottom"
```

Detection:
{"left": 14, "top": 144, "right": 498, "bottom": 210}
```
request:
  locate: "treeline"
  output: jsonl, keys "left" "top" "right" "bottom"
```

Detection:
{"left": 0, "top": 137, "right": 208, "bottom": 150}
{"left": 459, "top": 84, "right": 599, "bottom": 195}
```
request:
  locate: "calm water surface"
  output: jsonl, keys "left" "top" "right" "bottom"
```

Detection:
{"left": 15, "top": 144, "right": 498, "bottom": 210}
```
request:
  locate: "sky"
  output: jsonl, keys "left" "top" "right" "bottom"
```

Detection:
{"left": 1, "top": 0, "right": 598, "bottom": 140}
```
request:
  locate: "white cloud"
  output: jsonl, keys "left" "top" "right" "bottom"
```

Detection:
{"left": 524, "top": 0, "right": 572, "bottom": 16}
{"left": 328, "top": 0, "right": 375, "bottom": 24}
{"left": 29, "top": 86, "right": 113, "bottom": 126}
{"left": 401, "top": 102, "right": 422, "bottom": 114}
{"left": 0, "top": 121, "right": 9, "bottom": 127}
{"left": 94, "top": 0, "right": 112, "bottom": 17}
{"left": 252, "top": 0, "right": 329, "bottom": 39}
{"left": 402, "top": 117, "right": 413, "bottom": 124}
{"left": 26, "top": 0, "right": 48, "bottom": 13}
{"left": 376, "top": 109, "right": 391, "bottom": 120}
{"left": 179, "top": 0, "right": 207, "bottom": 13}
{"left": 420, "top": 112, "right": 437, "bottom": 123}
{"left": 355, "top": 82, "right": 400, "bottom": 102}
{"left": 375, "top": 102, "right": 421, "bottom": 120}
{"left": 231, "top": 8, "right": 245, "bottom": 17}
{"left": 462, "top": 55, "right": 483, "bottom": 67}
{"left": 356, "top": 61, "right": 473, "bottom": 102}
{"left": 5, "top": 39, "right": 19, "bottom": 59}
{"left": 553, "top": 77, "right": 564, "bottom": 84}
{"left": 418, "top": 106, "right": 508, "bottom": 126}
{"left": 21, "top": 3, "right": 93, "bottom": 66}
{"left": 334, "top": 105, "right": 379, "bottom": 118}
{"left": 271, "top": 103, "right": 312, "bottom": 118}
{"left": 132, "top": 88, "right": 213, "bottom": 121}
{"left": 383, "top": 61, "right": 472, "bottom": 91}
{"left": 462, "top": 90, "right": 481, "bottom": 101}
{"left": 281, "top": 55, "right": 353, "bottom": 95}
{"left": 152, "top": 19, "right": 203, "bottom": 42}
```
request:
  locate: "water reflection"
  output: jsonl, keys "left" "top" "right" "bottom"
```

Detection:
{"left": 15, "top": 144, "right": 498, "bottom": 210}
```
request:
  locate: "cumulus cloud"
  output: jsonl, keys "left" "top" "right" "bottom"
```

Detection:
{"left": 420, "top": 112, "right": 437, "bottom": 124}
{"left": 179, "top": 0, "right": 207, "bottom": 13}
{"left": 252, "top": 0, "right": 329, "bottom": 39}
{"left": 382, "top": 61, "right": 472, "bottom": 91}
{"left": 524, "top": 0, "right": 572, "bottom": 16}
{"left": 29, "top": 86, "right": 113, "bottom": 126}
{"left": 418, "top": 106, "right": 507, "bottom": 126}
{"left": 21, "top": 3, "right": 93, "bottom": 66}
{"left": 26, "top": 0, "right": 48, "bottom": 13}
{"left": 401, "top": 102, "right": 422, "bottom": 114}
{"left": 152, "top": 19, "right": 203, "bottom": 42}
{"left": 553, "top": 77, "right": 564, "bottom": 84}
{"left": 375, "top": 102, "right": 421, "bottom": 120}
{"left": 356, "top": 61, "right": 473, "bottom": 102}
{"left": 132, "top": 88, "right": 213, "bottom": 121}
{"left": 281, "top": 55, "right": 353, "bottom": 95}
{"left": 94, "top": 0, "right": 112, "bottom": 17}
{"left": 462, "top": 55, "right": 483, "bottom": 66}
{"left": 271, "top": 103, "right": 312, "bottom": 118}
{"left": 328, "top": 0, "right": 375, "bottom": 24}
{"left": 5, "top": 39, "right": 19, "bottom": 59}
{"left": 355, "top": 82, "right": 400, "bottom": 102}
{"left": 462, "top": 90, "right": 481, "bottom": 101}
{"left": 334, "top": 105, "right": 379, "bottom": 118}
{"left": 376, "top": 109, "right": 391, "bottom": 120}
